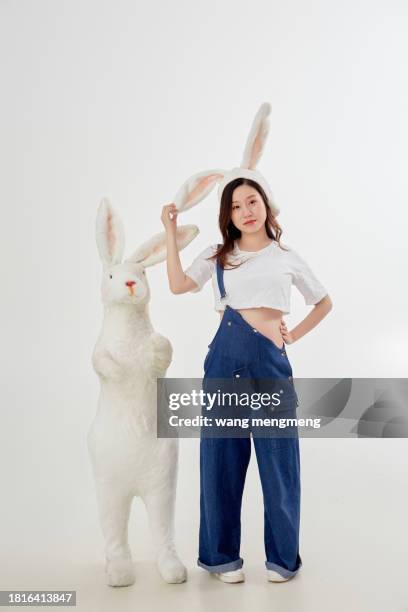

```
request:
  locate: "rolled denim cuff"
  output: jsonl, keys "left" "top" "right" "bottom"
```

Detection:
{"left": 197, "top": 557, "right": 243, "bottom": 573}
{"left": 265, "top": 557, "right": 302, "bottom": 578}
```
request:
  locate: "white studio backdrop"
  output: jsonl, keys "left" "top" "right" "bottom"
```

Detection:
{"left": 1, "top": 0, "right": 407, "bottom": 597}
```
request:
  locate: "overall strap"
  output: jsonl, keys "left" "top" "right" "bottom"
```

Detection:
{"left": 216, "top": 246, "right": 227, "bottom": 299}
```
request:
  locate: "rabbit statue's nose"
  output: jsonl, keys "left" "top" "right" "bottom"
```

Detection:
{"left": 126, "top": 281, "right": 136, "bottom": 287}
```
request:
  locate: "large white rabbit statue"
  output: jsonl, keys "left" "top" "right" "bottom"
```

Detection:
{"left": 88, "top": 198, "right": 198, "bottom": 586}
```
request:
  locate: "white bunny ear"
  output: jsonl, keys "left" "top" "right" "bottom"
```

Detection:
{"left": 95, "top": 198, "right": 125, "bottom": 266}
{"left": 174, "top": 169, "right": 226, "bottom": 213}
{"left": 125, "top": 224, "right": 199, "bottom": 268}
{"left": 240, "top": 102, "right": 272, "bottom": 170}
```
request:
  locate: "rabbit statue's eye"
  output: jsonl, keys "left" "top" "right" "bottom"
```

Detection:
{"left": 109, "top": 274, "right": 113, "bottom": 279}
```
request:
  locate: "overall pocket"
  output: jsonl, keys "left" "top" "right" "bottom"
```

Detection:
{"left": 232, "top": 365, "right": 251, "bottom": 380}
{"left": 231, "top": 365, "right": 255, "bottom": 404}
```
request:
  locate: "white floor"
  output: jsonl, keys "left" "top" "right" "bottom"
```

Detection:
{"left": 2, "top": 439, "right": 407, "bottom": 612}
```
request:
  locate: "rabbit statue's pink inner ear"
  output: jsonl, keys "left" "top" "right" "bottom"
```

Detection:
{"left": 176, "top": 226, "right": 192, "bottom": 241}
{"left": 175, "top": 224, "right": 199, "bottom": 251}
{"left": 106, "top": 209, "right": 116, "bottom": 259}
{"left": 149, "top": 241, "right": 164, "bottom": 256}
{"left": 126, "top": 225, "right": 199, "bottom": 268}
{"left": 96, "top": 198, "right": 125, "bottom": 265}
{"left": 125, "top": 233, "right": 167, "bottom": 267}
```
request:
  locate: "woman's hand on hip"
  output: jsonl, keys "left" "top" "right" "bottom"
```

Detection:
{"left": 280, "top": 320, "right": 295, "bottom": 345}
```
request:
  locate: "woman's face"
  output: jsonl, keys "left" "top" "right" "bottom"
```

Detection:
{"left": 230, "top": 184, "right": 267, "bottom": 234}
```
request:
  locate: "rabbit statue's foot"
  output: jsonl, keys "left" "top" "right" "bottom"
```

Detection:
{"left": 105, "top": 556, "right": 136, "bottom": 587}
{"left": 157, "top": 550, "right": 187, "bottom": 584}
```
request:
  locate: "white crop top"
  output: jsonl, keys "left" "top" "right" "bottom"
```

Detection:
{"left": 185, "top": 240, "right": 328, "bottom": 314}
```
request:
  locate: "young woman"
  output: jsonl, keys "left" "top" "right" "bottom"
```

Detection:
{"left": 161, "top": 177, "right": 332, "bottom": 584}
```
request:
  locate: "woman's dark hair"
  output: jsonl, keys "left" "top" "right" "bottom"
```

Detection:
{"left": 208, "top": 178, "right": 288, "bottom": 269}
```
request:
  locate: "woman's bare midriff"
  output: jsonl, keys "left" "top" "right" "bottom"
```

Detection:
{"left": 220, "top": 307, "right": 284, "bottom": 349}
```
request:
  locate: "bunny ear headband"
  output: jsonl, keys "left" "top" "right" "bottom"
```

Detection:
{"left": 173, "top": 102, "right": 280, "bottom": 216}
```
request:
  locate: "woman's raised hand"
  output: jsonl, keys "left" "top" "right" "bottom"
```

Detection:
{"left": 161, "top": 203, "right": 179, "bottom": 233}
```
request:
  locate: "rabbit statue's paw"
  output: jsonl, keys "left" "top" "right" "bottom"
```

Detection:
{"left": 149, "top": 332, "right": 173, "bottom": 378}
{"left": 92, "top": 349, "right": 125, "bottom": 381}
{"left": 105, "top": 556, "right": 135, "bottom": 587}
{"left": 157, "top": 549, "right": 187, "bottom": 584}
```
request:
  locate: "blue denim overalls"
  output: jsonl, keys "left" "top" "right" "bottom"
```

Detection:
{"left": 198, "top": 257, "right": 303, "bottom": 578}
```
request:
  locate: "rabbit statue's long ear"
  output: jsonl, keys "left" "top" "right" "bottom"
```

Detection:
{"left": 125, "top": 224, "right": 199, "bottom": 268}
{"left": 240, "top": 102, "right": 271, "bottom": 170}
{"left": 96, "top": 198, "right": 125, "bottom": 266}
{"left": 174, "top": 170, "right": 225, "bottom": 213}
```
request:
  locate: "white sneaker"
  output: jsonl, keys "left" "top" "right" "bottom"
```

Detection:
{"left": 214, "top": 568, "right": 245, "bottom": 583}
{"left": 267, "top": 569, "right": 291, "bottom": 582}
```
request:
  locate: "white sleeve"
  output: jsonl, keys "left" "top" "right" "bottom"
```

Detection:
{"left": 185, "top": 245, "right": 217, "bottom": 293}
{"left": 288, "top": 249, "right": 328, "bottom": 305}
